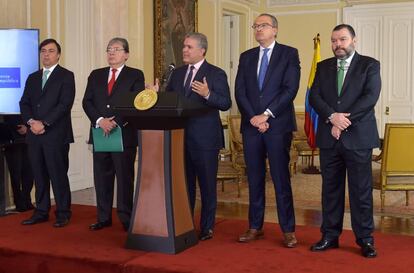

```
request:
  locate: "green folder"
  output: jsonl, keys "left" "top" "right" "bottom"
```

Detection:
{"left": 92, "top": 126, "right": 124, "bottom": 152}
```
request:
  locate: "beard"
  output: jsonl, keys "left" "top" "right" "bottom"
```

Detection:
{"left": 333, "top": 44, "right": 355, "bottom": 60}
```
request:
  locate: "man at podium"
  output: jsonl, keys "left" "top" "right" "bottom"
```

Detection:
{"left": 165, "top": 32, "right": 231, "bottom": 241}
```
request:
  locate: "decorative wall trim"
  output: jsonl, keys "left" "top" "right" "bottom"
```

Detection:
{"left": 267, "top": 0, "right": 338, "bottom": 7}
{"left": 26, "top": 0, "right": 31, "bottom": 28}
{"left": 46, "top": 0, "right": 51, "bottom": 37}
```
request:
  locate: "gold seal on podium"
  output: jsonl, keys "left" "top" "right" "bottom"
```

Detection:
{"left": 134, "top": 89, "right": 158, "bottom": 110}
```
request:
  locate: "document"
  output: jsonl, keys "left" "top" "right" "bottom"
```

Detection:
{"left": 92, "top": 126, "right": 124, "bottom": 152}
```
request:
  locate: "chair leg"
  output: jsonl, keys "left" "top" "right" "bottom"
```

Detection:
{"left": 380, "top": 191, "right": 385, "bottom": 212}
{"left": 406, "top": 191, "right": 409, "bottom": 206}
{"left": 237, "top": 177, "right": 241, "bottom": 198}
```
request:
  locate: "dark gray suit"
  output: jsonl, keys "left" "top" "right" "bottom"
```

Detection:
{"left": 82, "top": 66, "right": 144, "bottom": 228}
{"left": 309, "top": 52, "right": 381, "bottom": 244}
{"left": 20, "top": 65, "right": 75, "bottom": 221}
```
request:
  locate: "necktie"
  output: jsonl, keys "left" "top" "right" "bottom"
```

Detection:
{"left": 258, "top": 48, "right": 269, "bottom": 90}
{"left": 184, "top": 65, "right": 195, "bottom": 96}
{"left": 337, "top": 60, "right": 346, "bottom": 96}
{"left": 108, "top": 68, "right": 117, "bottom": 95}
{"left": 42, "top": 69, "right": 50, "bottom": 89}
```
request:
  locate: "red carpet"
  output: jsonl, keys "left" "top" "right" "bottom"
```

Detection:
{"left": 0, "top": 204, "right": 413, "bottom": 273}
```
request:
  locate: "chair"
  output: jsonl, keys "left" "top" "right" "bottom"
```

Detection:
{"left": 372, "top": 123, "right": 414, "bottom": 212}
{"left": 216, "top": 160, "right": 242, "bottom": 197}
{"left": 293, "top": 111, "right": 319, "bottom": 173}
{"left": 227, "top": 114, "right": 297, "bottom": 177}
{"left": 228, "top": 115, "right": 246, "bottom": 175}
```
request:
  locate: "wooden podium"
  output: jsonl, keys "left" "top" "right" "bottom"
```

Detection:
{"left": 114, "top": 92, "right": 209, "bottom": 254}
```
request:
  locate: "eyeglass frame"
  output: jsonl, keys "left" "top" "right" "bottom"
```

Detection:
{"left": 251, "top": 23, "right": 275, "bottom": 31}
{"left": 106, "top": 47, "right": 125, "bottom": 53}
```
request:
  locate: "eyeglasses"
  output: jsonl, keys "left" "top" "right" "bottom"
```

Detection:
{"left": 106, "top": 47, "right": 125, "bottom": 53}
{"left": 251, "top": 23, "right": 274, "bottom": 31}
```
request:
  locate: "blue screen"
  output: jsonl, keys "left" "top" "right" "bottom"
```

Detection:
{"left": 0, "top": 29, "right": 39, "bottom": 114}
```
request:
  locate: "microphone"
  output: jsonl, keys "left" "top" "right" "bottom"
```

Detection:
{"left": 160, "top": 63, "right": 175, "bottom": 91}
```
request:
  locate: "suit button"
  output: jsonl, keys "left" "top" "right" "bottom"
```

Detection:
{"left": 37, "top": 104, "right": 40, "bottom": 107}
{"left": 106, "top": 104, "right": 110, "bottom": 108}
{"left": 259, "top": 95, "right": 263, "bottom": 99}
{"left": 337, "top": 101, "right": 341, "bottom": 104}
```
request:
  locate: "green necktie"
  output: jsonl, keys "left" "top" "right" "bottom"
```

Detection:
{"left": 337, "top": 60, "right": 346, "bottom": 96}
{"left": 42, "top": 69, "right": 50, "bottom": 89}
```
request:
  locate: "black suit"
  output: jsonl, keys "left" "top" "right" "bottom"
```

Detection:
{"left": 166, "top": 60, "right": 231, "bottom": 232}
{"left": 309, "top": 52, "right": 381, "bottom": 244}
{"left": 235, "top": 43, "right": 300, "bottom": 233}
{"left": 19, "top": 65, "right": 75, "bottom": 221}
{"left": 82, "top": 66, "right": 144, "bottom": 227}
{"left": 1, "top": 115, "right": 34, "bottom": 211}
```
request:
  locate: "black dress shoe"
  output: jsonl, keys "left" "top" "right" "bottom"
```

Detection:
{"left": 361, "top": 242, "right": 377, "bottom": 258}
{"left": 310, "top": 238, "right": 339, "bottom": 252}
{"left": 53, "top": 218, "right": 70, "bottom": 228}
{"left": 89, "top": 221, "right": 112, "bottom": 231}
{"left": 21, "top": 216, "right": 48, "bottom": 225}
{"left": 199, "top": 229, "right": 213, "bottom": 241}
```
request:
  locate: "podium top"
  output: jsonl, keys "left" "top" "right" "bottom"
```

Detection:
{"left": 113, "top": 92, "right": 211, "bottom": 130}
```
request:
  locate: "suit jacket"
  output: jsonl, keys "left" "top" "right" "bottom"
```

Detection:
{"left": 82, "top": 66, "right": 145, "bottom": 147}
{"left": 166, "top": 60, "right": 231, "bottom": 150}
{"left": 19, "top": 65, "right": 75, "bottom": 145}
{"left": 309, "top": 52, "right": 381, "bottom": 150}
{"left": 235, "top": 42, "right": 301, "bottom": 135}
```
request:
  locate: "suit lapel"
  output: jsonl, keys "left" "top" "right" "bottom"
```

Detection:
{"left": 262, "top": 43, "right": 281, "bottom": 90}
{"left": 41, "top": 65, "right": 62, "bottom": 95}
{"left": 109, "top": 66, "right": 127, "bottom": 96}
{"left": 249, "top": 47, "right": 260, "bottom": 91}
{"left": 340, "top": 52, "right": 359, "bottom": 96}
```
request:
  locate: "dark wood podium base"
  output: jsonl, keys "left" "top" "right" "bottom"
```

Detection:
{"left": 126, "top": 130, "right": 198, "bottom": 254}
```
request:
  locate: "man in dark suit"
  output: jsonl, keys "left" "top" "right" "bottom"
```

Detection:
{"left": 19, "top": 39, "right": 75, "bottom": 227}
{"left": 83, "top": 37, "right": 145, "bottom": 232}
{"left": 1, "top": 115, "right": 34, "bottom": 212}
{"left": 235, "top": 14, "right": 300, "bottom": 248}
{"left": 309, "top": 24, "right": 381, "bottom": 258}
{"left": 165, "top": 32, "right": 231, "bottom": 241}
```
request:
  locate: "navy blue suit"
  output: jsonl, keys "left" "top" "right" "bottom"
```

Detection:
{"left": 20, "top": 65, "right": 75, "bottom": 221}
{"left": 166, "top": 60, "right": 231, "bottom": 232}
{"left": 309, "top": 52, "right": 381, "bottom": 244}
{"left": 82, "top": 66, "right": 145, "bottom": 228}
{"left": 235, "top": 43, "right": 300, "bottom": 233}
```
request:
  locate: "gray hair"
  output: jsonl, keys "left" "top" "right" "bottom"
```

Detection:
{"left": 107, "top": 37, "right": 129, "bottom": 53}
{"left": 185, "top": 32, "right": 208, "bottom": 56}
{"left": 258, "top": 13, "right": 278, "bottom": 28}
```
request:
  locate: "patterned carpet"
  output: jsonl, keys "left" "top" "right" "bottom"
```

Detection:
{"left": 215, "top": 161, "right": 414, "bottom": 218}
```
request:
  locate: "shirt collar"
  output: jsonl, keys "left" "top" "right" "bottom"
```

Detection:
{"left": 109, "top": 64, "right": 125, "bottom": 73}
{"left": 337, "top": 51, "right": 355, "bottom": 66}
{"left": 260, "top": 41, "right": 275, "bottom": 51}
{"left": 189, "top": 59, "right": 205, "bottom": 70}
{"left": 43, "top": 63, "right": 58, "bottom": 73}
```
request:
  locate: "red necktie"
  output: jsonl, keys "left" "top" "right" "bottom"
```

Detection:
{"left": 108, "top": 68, "right": 117, "bottom": 95}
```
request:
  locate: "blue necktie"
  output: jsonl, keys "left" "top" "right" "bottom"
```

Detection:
{"left": 258, "top": 48, "right": 269, "bottom": 90}
{"left": 184, "top": 65, "right": 195, "bottom": 96}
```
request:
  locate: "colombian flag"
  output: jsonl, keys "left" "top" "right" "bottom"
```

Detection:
{"left": 304, "top": 34, "right": 321, "bottom": 149}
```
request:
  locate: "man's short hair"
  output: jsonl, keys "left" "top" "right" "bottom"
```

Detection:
{"left": 258, "top": 13, "right": 278, "bottom": 28}
{"left": 39, "top": 38, "right": 61, "bottom": 54}
{"left": 185, "top": 32, "right": 208, "bottom": 56}
{"left": 107, "top": 37, "right": 129, "bottom": 53}
{"left": 333, "top": 24, "right": 356, "bottom": 38}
